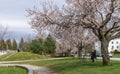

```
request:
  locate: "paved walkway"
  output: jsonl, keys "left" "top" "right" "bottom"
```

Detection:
{"left": 0, "top": 57, "right": 70, "bottom": 64}
{"left": 0, "top": 58, "right": 69, "bottom": 74}
{"left": 110, "top": 57, "right": 120, "bottom": 61}
{"left": 0, "top": 64, "right": 58, "bottom": 74}
{"left": 97, "top": 57, "right": 120, "bottom": 61}
{"left": 1, "top": 57, "right": 120, "bottom": 74}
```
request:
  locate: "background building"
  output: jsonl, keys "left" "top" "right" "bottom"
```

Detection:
{"left": 95, "top": 41, "right": 101, "bottom": 56}
{"left": 108, "top": 39, "right": 120, "bottom": 52}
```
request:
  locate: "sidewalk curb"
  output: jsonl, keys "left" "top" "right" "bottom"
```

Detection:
{"left": 0, "top": 64, "right": 34, "bottom": 74}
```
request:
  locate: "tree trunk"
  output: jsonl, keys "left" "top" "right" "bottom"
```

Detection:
{"left": 78, "top": 48, "right": 82, "bottom": 57}
{"left": 100, "top": 38, "right": 110, "bottom": 65}
{"left": 78, "top": 42, "right": 83, "bottom": 57}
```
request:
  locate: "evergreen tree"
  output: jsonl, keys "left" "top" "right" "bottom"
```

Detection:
{"left": 6, "top": 39, "right": 12, "bottom": 50}
{"left": 44, "top": 34, "right": 56, "bottom": 55}
{"left": 19, "top": 37, "right": 24, "bottom": 51}
{"left": 0, "top": 40, "right": 2, "bottom": 50}
{"left": 3, "top": 41, "right": 6, "bottom": 50}
{"left": 29, "top": 39, "right": 43, "bottom": 54}
{"left": 0, "top": 39, "right": 6, "bottom": 50}
{"left": 12, "top": 39, "right": 17, "bottom": 50}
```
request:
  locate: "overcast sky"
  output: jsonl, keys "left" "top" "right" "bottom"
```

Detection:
{"left": 0, "top": 0, "right": 38, "bottom": 40}
{"left": 0, "top": 0, "right": 36, "bottom": 27}
{"left": 0, "top": 0, "right": 64, "bottom": 41}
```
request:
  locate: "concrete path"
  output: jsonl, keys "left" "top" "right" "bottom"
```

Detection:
{"left": 1, "top": 57, "right": 120, "bottom": 74}
{"left": 0, "top": 64, "right": 58, "bottom": 74}
{"left": 110, "top": 57, "right": 120, "bottom": 61}
{"left": 0, "top": 57, "right": 70, "bottom": 64}
{"left": 97, "top": 57, "right": 120, "bottom": 61}
{"left": 0, "top": 58, "right": 69, "bottom": 74}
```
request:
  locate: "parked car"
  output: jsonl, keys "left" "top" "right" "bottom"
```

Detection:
{"left": 96, "top": 52, "right": 113, "bottom": 57}
{"left": 108, "top": 52, "right": 114, "bottom": 57}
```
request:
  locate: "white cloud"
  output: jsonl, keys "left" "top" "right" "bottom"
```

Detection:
{"left": 0, "top": 19, "right": 31, "bottom": 29}
{"left": 0, "top": 0, "right": 64, "bottom": 40}
{"left": 0, "top": 18, "right": 37, "bottom": 40}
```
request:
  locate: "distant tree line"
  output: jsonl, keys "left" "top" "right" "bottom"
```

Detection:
{"left": 0, "top": 34, "right": 56, "bottom": 56}
{"left": 0, "top": 37, "right": 26, "bottom": 51}
{"left": 0, "top": 38, "right": 17, "bottom": 50}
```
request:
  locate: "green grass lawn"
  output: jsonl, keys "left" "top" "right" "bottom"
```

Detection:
{"left": 113, "top": 53, "right": 120, "bottom": 58}
{"left": 0, "top": 52, "right": 49, "bottom": 61}
{"left": 1, "top": 52, "right": 120, "bottom": 74}
{"left": 14, "top": 58, "right": 120, "bottom": 74}
{"left": 0, "top": 67, "right": 27, "bottom": 74}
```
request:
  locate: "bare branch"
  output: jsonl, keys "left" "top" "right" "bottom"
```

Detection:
{"left": 100, "top": 0, "right": 115, "bottom": 28}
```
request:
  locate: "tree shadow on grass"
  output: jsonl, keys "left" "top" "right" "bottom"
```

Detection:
{"left": 49, "top": 60, "right": 120, "bottom": 74}
{"left": 47, "top": 59, "right": 104, "bottom": 74}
